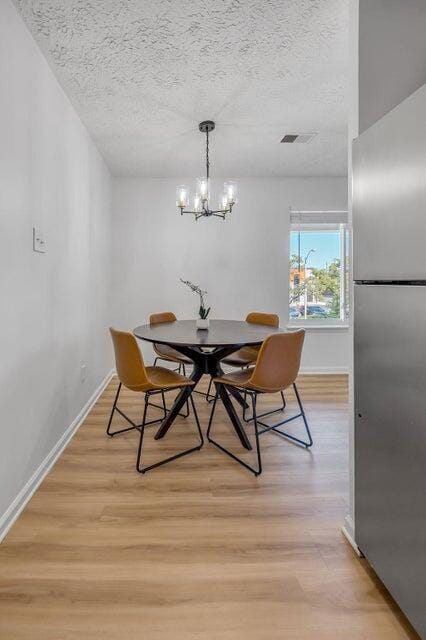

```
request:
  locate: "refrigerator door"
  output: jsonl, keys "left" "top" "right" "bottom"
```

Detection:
{"left": 355, "top": 284, "right": 426, "bottom": 638}
{"left": 353, "top": 83, "right": 426, "bottom": 281}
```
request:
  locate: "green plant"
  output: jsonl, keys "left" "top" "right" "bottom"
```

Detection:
{"left": 180, "top": 279, "right": 211, "bottom": 319}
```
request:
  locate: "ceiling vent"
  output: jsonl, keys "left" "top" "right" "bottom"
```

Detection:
{"left": 280, "top": 133, "right": 317, "bottom": 144}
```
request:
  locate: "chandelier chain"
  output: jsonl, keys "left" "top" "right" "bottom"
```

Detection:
{"left": 206, "top": 129, "right": 210, "bottom": 180}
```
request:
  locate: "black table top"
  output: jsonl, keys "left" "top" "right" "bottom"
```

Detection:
{"left": 133, "top": 319, "right": 284, "bottom": 349}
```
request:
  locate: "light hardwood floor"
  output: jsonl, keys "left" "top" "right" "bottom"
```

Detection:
{"left": 0, "top": 375, "right": 419, "bottom": 639}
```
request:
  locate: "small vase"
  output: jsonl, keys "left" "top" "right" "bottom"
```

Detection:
{"left": 196, "top": 318, "right": 210, "bottom": 330}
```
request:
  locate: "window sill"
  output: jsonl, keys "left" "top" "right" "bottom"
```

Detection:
{"left": 287, "top": 323, "right": 350, "bottom": 331}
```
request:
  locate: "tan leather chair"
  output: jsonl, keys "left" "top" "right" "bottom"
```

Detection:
{"left": 221, "top": 312, "right": 279, "bottom": 367}
{"left": 150, "top": 312, "right": 192, "bottom": 370}
{"left": 107, "top": 328, "right": 203, "bottom": 474}
{"left": 150, "top": 312, "right": 213, "bottom": 404}
{"left": 148, "top": 312, "right": 193, "bottom": 416}
{"left": 221, "top": 312, "right": 285, "bottom": 419}
{"left": 207, "top": 329, "right": 312, "bottom": 475}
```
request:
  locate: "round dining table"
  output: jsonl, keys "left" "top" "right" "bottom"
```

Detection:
{"left": 133, "top": 319, "right": 284, "bottom": 451}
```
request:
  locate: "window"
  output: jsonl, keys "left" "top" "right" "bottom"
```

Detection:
{"left": 288, "top": 210, "right": 349, "bottom": 324}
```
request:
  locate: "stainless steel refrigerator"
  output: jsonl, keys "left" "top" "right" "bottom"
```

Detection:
{"left": 353, "top": 83, "right": 426, "bottom": 639}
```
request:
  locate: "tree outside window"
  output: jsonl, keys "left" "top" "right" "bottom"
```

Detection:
{"left": 289, "top": 226, "right": 348, "bottom": 322}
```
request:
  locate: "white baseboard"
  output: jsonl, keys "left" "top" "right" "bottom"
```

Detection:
{"left": 341, "top": 514, "right": 362, "bottom": 556}
{"left": 299, "top": 366, "right": 349, "bottom": 375}
{"left": 154, "top": 362, "right": 348, "bottom": 376}
{"left": 0, "top": 369, "right": 115, "bottom": 544}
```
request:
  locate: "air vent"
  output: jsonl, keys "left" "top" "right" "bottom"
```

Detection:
{"left": 280, "top": 133, "right": 317, "bottom": 144}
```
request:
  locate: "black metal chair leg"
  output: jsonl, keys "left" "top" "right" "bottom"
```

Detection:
{"left": 252, "top": 393, "right": 262, "bottom": 475}
{"left": 256, "top": 383, "right": 313, "bottom": 448}
{"left": 207, "top": 386, "right": 262, "bottom": 476}
{"left": 206, "top": 377, "right": 214, "bottom": 402}
{"left": 291, "top": 382, "right": 313, "bottom": 447}
{"left": 161, "top": 390, "right": 167, "bottom": 416}
{"left": 243, "top": 389, "right": 248, "bottom": 421}
{"left": 106, "top": 382, "right": 122, "bottom": 435}
{"left": 136, "top": 389, "right": 204, "bottom": 475}
{"left": 106, "top": 382, "right": 146, "bottom": 436}
{"left": 162, "top": 364, "right": 191, "bottom": 416}
{"left": 107, "top": 380, "right": 167, "bottom": 437}
{"left": 208, "top": 379, "right": 312, "bottom": 474}
{"left": 172, "top": 373, "right": 190, "bottom": 418}
{"left": 206, "top": 389, "right": 219, "bottom": 440}
{"left": 243, "top": 388, "right": 286, "bottom": 423}
{"left": 145, "top": 386, "right": 189, "bottom": 419}
{"left": 135, "top": 394, "right": 149, "bottom": 472}
{"left": 189, "top": 394, "right": 204, "bottom": 446}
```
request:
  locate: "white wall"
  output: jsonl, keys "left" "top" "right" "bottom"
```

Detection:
{"left": 112, "top": 177, "right": 349, "bottom": 373}
{"left": 0, "top": 0, "right": 113, "bottom": 533}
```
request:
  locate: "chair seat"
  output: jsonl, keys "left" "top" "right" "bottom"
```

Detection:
{"left": 154, "top": 342, "right": 192, "bottom": 364}
{"left": 146, "top": 366, "right": 194, "bottom": 390}
{"left": 213, "top": 367, "right": 255, "bottom": 389}
{"left": 221, "top": 346, "right": 259, "bottom": 367}
{"left": 213, "top": 367, "right": 285, "bottom": 394}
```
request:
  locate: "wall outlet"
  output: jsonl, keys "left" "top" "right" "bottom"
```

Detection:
{"left": 80, "top": 364, "right": 87, "bottom": 382}
{"left": 33, "top": 227, "right": 46, "bottom": 253}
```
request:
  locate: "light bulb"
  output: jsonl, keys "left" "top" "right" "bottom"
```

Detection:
{"left": 176, "top": 185, "right": 189, "bottom": 208}
{"left": 219, "top": 194, "right": 229, "bottom": 210}
{"left": 193, "top": 194, "right": 202, "bottom": 212}
{"left": 196, "top": 177, "right": 210, "bottom": 202}
{"left": 224, "top": 181, "right": 237, "bottom": 205}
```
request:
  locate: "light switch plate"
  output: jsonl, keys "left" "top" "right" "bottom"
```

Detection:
{"left": 33, "top": 227, "right": 46, "bottom": 253}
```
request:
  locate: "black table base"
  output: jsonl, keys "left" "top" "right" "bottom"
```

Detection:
{"left": 154, "top": 345, "right": 252, "bottom": 450}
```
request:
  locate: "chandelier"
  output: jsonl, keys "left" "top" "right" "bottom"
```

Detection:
{"left": 176, "top": 121, "right": 237, "bottom": 221}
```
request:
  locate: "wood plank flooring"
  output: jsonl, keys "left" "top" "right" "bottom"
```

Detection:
{"left": 0, "top": 375, "right": 419, "bottom": 639}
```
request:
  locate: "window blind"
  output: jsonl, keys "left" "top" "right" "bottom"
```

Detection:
{"left": 289, "top": 209, "right": 348, "bottom": 225}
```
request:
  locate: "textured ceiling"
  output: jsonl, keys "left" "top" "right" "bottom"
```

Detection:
{"left": 14, "top": 0, "right": 348, "bottom": 177}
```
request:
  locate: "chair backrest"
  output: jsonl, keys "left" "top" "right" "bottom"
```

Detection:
{"left": 110, "top": 328, "right": 149, "bottom": 391}
{"left": 248, "top": 330, "right": 305, "bottom": 392}
{"left": 150, "top": 311, "right": 177, "bottom": 325}
{"left": 246, "top": 312, "right": 279, "bottom": 328}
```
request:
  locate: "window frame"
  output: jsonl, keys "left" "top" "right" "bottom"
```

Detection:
{"left": 288, "top": 222, "right": 350, "bottom": 328}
